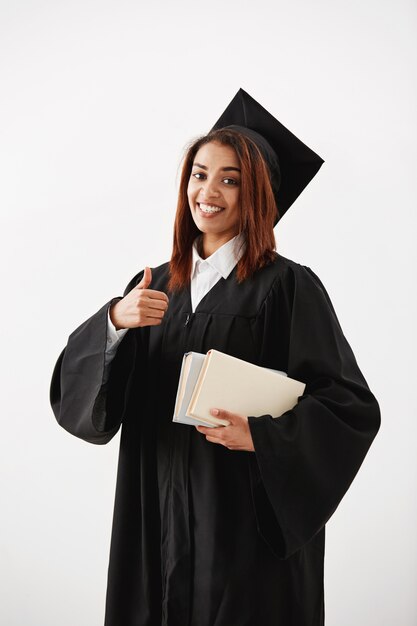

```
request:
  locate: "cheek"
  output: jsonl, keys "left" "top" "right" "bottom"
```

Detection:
{"left": 186, "top": 185, "right": 193, "bottom": 206}
{"left": 187, "top": 179, "right": 198, "bottom": 200}
{"left": 226, "top": 188, "right": 240, "bottom": 210}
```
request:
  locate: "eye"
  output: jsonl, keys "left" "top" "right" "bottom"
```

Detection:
{"left": 223, "top": 178, "right": 238, "bottom": 185}
{"left": 192, "top": 172, "right": 206, "bottom": 180}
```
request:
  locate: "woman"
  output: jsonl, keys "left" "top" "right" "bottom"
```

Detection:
{"left": 50, "top": 89, "right": 380, "bottom": 626}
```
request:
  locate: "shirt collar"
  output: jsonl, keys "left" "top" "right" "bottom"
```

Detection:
{"left": 191, "top": 232, "right": 246, "bottom": 280}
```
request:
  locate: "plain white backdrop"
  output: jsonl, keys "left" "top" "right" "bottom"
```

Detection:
{"left": 1, "top": 1, "right": 416, "bottom": 624}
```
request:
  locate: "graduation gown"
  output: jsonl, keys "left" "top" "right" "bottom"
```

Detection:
{"left": 50, "top": 253, "right": 380, "bottom": 626}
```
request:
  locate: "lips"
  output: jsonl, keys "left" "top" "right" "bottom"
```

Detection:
{"left": 198, "top": 202, "right": 225, "bottom": 213}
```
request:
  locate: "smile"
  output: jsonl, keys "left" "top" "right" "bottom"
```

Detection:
{"left": 198, "top": 203, "right": 225, "bottom": 214}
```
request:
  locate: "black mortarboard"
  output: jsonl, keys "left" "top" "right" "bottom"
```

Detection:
{"left": 210, "top": 88, "right": 324, "bottom": 226}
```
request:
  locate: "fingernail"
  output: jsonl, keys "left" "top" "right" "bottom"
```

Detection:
{"left": 210, "top": 408, "right": 219, "bottom": 416}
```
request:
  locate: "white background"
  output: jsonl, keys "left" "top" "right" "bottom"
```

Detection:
{"left": 1, "top": 1, "right": 416, "bottom": 624}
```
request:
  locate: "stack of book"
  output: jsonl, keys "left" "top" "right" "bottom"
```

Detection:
{"left": 173, "top": 349, "right": 305, "bottom": 427}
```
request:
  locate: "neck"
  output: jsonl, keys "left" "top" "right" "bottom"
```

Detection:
{"left": 200, "top": 233, "right": 237, "bottom": 259}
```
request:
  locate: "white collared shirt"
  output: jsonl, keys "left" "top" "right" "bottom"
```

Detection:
{"left": 104, "top": 233, "right": 246, "bottom": 377}
{"left": 190, "top": 232, "right": 246, "bottom": 312}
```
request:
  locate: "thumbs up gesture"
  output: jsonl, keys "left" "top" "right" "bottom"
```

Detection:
{"left": 109, "top": 267, "right": 169, "bottom": 330}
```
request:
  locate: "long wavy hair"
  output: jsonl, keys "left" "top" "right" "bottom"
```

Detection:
{"left": 167, "top": 128, "right": 278, "bottom": 293}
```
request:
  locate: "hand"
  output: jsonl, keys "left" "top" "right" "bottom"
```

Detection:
{"left": 110, "top": 266, "right": 169, "bottom": 330}
{"left": 195, "top": 408, "right": 255, "bottom": 452}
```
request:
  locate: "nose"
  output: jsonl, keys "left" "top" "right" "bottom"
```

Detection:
{"left": 199, "top": 177, "right": 220, "bottom": 201}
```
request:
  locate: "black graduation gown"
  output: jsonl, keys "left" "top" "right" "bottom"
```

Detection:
{"left": 50, "top": 253, "right": 380, "bottom": 626}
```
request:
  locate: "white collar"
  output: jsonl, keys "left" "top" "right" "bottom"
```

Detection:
{"left": 191, "top": 232, "right": 246, "bottom": 279}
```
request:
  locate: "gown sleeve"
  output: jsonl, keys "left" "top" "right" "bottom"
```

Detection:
{"left": 247, "top": 261, "right": 381, "bottom": 559}
{"left": 50, "top": 270, "right": 145, "bottom": 444}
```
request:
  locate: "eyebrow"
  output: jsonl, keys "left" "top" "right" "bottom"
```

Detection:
{"left": 192, "top": 162, "right": 241, "bottom": 173}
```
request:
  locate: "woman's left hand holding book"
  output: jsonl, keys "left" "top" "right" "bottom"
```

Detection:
{"left": 195, "top": 408, "right": 255, "bottom": 452}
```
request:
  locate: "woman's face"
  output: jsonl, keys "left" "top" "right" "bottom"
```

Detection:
{"left": 187, "top": 141, "right": 241, "bottom": 243}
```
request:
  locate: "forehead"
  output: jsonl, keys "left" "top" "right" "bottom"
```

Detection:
{"left": 193, "top": 141, "right": 239, "bottom": 166}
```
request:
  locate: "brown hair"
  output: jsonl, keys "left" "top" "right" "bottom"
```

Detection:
{"left": 167, "top": 128, "right": 278, "bottom": 293}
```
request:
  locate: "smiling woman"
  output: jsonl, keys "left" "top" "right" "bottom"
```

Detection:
{"left": 169, "top": 125, "right": 278, "bottom": 291}
{"left": 189, "top": 142, "right": 242, "bottom": 249}
{"left": 188, "top": 142, "right": 243, "bottom": 255}
{"left": 50, "top": 88, "right": 380, "bottom": 626}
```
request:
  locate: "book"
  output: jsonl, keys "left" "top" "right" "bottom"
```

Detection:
{"left": 172, "top": 349, "right": 305, "bottom": 428}
{"left": 173, "top": 352, "right": 210, "bottom": 426}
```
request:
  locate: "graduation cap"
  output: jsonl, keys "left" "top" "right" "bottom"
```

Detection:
{"left": 210, "top": 88, "right": 324, "bottom": 226}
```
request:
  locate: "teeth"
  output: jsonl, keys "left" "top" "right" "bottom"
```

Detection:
{"left": 199, "top": 203, "right": 224, "bottom": 214}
